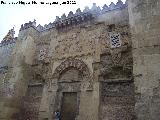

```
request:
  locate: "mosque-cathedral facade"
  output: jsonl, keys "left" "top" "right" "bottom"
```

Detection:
{"left": 0, "top": 0, "right": 160, "bottom": 120}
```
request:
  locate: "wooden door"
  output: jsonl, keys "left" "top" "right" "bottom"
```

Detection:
{"left": 61, "top": 92, "right": 78, "bottom": 120}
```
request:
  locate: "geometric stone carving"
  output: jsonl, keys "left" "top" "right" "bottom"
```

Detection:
{"left": 111, "top": 49, "right": 122, "bottom": 65}
{"left": 53, "top": 58, "right": 90, "bottom": 79}
{"left": 38, "top": 48, "right": 47, "bottom": 61}
{"left": 109, "top": 33, "right": 121, "bottom": 48}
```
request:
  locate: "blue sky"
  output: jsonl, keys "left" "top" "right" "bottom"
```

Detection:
{"left": 0, "top": 0, "right": 126, "bottom": 41}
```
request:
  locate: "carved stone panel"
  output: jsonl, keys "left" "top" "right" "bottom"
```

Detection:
{"left": 59, "top": 68, "right": 82, "bottom": 83}
{"left": 38, "top": 48, "right": 48, "bottom": 61}
{"left": 53, "top": 58, "right": 90, "bottom": 79}
{"left": 53, "top": 27, "right": 99, "bottom": 59}
{"left": 109, "top": 33, "right": 121, "bottom": 48}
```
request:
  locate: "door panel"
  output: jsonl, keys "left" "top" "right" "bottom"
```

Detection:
{"left": 61, "top": 92, "right": 78, "bottom": 120}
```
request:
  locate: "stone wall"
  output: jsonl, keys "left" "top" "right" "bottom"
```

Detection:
{"left": 1, "top": 0, "right": 160, "bottom": 119}
{"left": 128, "top": 0, "right": 160, "bottom": 119}
{"left": 0, "top": 27, "right": 40, "bottom": 120}
{"left": 100, "top": 81, "right": 135, "bottom": 120}
{"left": 0, "top": 2, "right": 133, "bottom": 120}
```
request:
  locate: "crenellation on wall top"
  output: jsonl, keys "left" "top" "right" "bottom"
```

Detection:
{"left": 19, "top": 19, "right": 37, "bottom": 31}
{"left": 0, "top": 39, "right": 16, "bottom": 47}
{"left": 0, "top": 28, "right": 17, "bottom": 47}
{"left": 19, "top": 0, "right": 127, "bottom": 32}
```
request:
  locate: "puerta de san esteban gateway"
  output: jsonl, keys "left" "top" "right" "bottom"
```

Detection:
{"left": 0, "top": 0, "right": 160, "bottom": 120}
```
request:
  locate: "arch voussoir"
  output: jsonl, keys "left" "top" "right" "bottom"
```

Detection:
{"left": 53, "top": 58, "right": 90, "bottom": 79}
